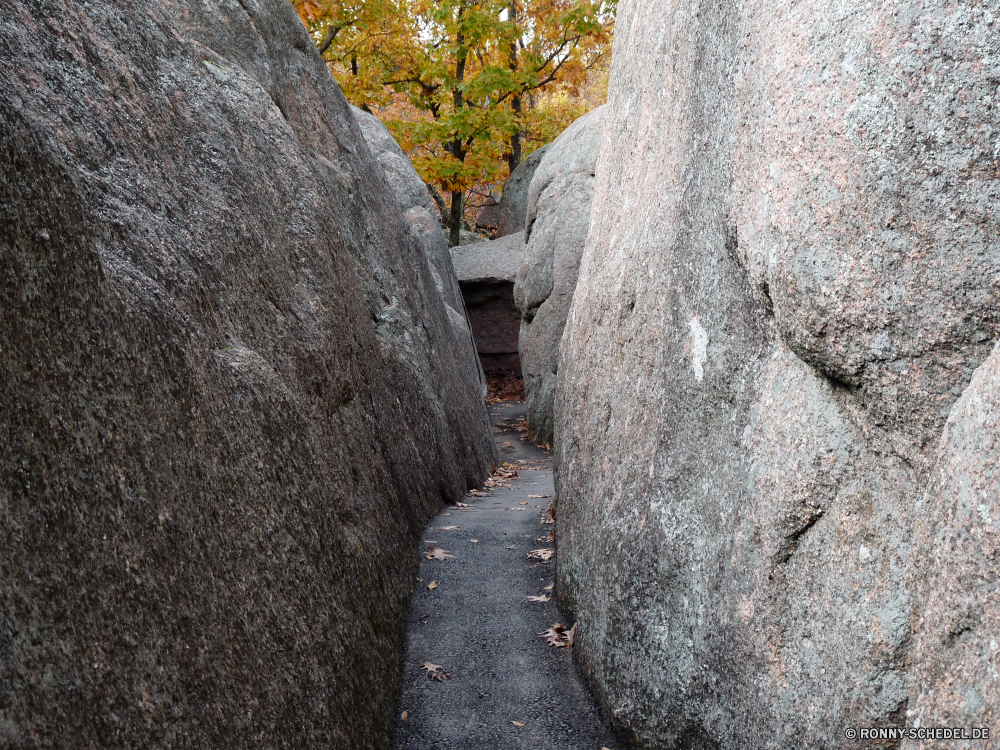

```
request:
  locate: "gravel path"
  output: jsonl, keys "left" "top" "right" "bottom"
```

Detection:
{"left": 392, "top": 401, "right": 631, "bottom": 750}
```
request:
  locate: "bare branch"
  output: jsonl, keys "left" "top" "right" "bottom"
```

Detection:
{"left": 318, "top": 25, "right": 337, "bottom": 55}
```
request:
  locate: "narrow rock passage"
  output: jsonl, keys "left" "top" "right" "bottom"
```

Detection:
{"left": 392, "top": 401, "right": 630, "bottom": 750}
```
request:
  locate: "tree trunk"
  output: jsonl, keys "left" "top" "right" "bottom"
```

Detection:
{"left": 507, "top": 2, "right": 522, "bottom": 172}
{"left": 449, "top": 190, "right": 463, "bottom": 247}
{"left": 508, "top": 95, "right": 522, "bottom": 172}
{"left": 447, "top": 4, "right": 469, "bottom": 247}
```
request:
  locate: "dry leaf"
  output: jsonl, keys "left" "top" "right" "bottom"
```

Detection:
{"left": 538, "top": 531, "right": 555, "bottom": 542}
{"left": 426, "top": 547, "right": 456, "bottom": 560}
{"left": 539, "top": 622, "right": 577, "bottom": 648}
{"left": 401, "top": 711, "right": 409, "bottom": 720}
{"left": 470, "top": 539, "right": 479, "bottom": 543}
{"left": 519, "top": 501, "right": 529, "bottom": 506}
{"left": 528, "top": 494, "right": 550, "bottom": 499}
{"left": 438, "top": 526, "right": 459, "bottom": 530}
{"left": 427, "top": 581, "right": 438, "bottom": 590}
{"left": 544, "top": 582, "right": 555, "bottom": 591}
{"left": 512, "top": 721, "right": 525, "bottom": 727}
{"left": 421, "top": 662, "right": 450, "bottom": 681}
{"left": 506, "top": 545, "right": 516, "bottom": 550}
{"left": 454, "top": 503, "right": 474, "bottom": 508}
{"left": 527, "top": 548, "right": 554, "bottom": 561}
{"left": 526, "top": 594, "right": 551, "bottom": 602}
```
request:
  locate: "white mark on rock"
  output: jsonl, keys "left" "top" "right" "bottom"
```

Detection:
{"left": 689, "top": 316, "right": 708, "bottom": 382}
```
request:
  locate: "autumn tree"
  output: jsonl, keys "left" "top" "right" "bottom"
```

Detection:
{"left": 293, "top": 0, "right": 614, "bottom": 246}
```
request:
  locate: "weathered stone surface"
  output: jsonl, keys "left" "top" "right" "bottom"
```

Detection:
{"left": 0, "top": 2, "right": 496, "bottom": 748}
{"left": 459, "top": 228, "right": 490, "bottom": 246}
{"left": 514, "top": 106, "right": 605, "bottom": 446}
{"left": 555, "top": 1, "right": 1000, "bottom": 748}
{"left": 903, "top": 342, "right": 1000, "bottom": 747}
{"left": 474, "top": 195, "right": 501, "bottom": 234}
{"left": 496, "top": 144, "right": 550, "bottom": 238}
{"left": 350, "top": 104, "right": 486, "bottom": 398}
{"left": 451, "top": 233, "right": 527, "bottom": 285}
{"left": 452, "top": 234, "right": 528, "bottom": 374}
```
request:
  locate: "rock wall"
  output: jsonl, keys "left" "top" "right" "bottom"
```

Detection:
{"left": 904, "top": 340, "right": 1000, "bottom": 747}
{"left": 350, "top": 105, "right": 486, "bottom": 400}
{"left": 0, "top": 1, "right": 495, "bottom": 748}
{"left": 555, "top": 1, "right": 1000, "bottom": 748}
{"left": 515, "top": 106, "right": 604, "bottom": 446}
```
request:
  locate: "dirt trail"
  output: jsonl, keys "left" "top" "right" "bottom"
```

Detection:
{"left": 392, "top": 401, "right": 630, "bottom": 750}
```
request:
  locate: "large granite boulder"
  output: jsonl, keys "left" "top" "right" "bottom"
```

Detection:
{"left": 496, "top": 144, "right": 550, "bottom": 238}
{"left": 350, "top": 105, "right": 486, "bottom": 399}
{"left": 451, "top": 234, "right": 528, "bottom": 374}
{"left": 0, "top": 1, "right": 496, "bottom": 748}
{"left": 514, "top": 106, "right": 605, "bottom": 446}
{"left": 555, "top": 1, "right": 1000, "bottom": 748}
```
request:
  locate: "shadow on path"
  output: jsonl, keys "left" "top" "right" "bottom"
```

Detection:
{"left": 392, "top": 401, "right": 632, "bottom": 750}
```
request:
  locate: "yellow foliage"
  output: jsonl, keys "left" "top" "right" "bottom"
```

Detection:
{"left": 290, "top": 0, "right": 615, "bottom": 241}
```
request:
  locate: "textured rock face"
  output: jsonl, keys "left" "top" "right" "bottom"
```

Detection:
{"left": 496, "top": 144, "right": 550, "bottom": 238}
{"left": 555, "top": 1, "right": 1000, "bottom": 748}
{"left": 903, "top": 342, "right": 1000, "bottom": 747}
{"left": 0, "top": 2, "right": 495, "bottom": 748}
{"left": 350, "top": 105, "right": 486, "bottom": 399}
{"left": 451, "top": 234, "right": 528, "bottom": 374}
{"left": 514, "top": 106, "right": 604, "bottom": 446}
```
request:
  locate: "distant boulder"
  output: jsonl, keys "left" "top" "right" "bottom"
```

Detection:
{"left": 513, "top": 106, "right": 605, "bottom": 446}
{"left": 496, "top": 144, "right": 550, "bottom": 238}
{"left": 474, "top": 195, "right": 501, "bottom": 235}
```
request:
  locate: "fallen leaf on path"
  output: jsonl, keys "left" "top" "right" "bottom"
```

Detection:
{"left": 438, "top": 526, "right": 459, "bottom": 530}
{"left": 454, "top": 503, "right": 474, "bottom": 508}
{"left": 512, "top": 721, "right": 525, "bottom": 727}
{"left": 442, "top": 513, "right": 451, "bottom": 516}
{"left": 421, "top": 662, "right": 450, "bottom": 681}
{"left": 527, "top": 548, "right": 554, "bottom": 561}
{"left": 539, "top": 622, "right": 577, "bottom": 648}
{"left": 538, "top": 531, "right": 555, "bottom": 542}
{"left": 526, "top": 594, "right": 551, "bottom": 602}
{"left": 426, "top": 547, "right": 455, "bottom": 560}
{"left": 528, "top": 494, "right": 550, "bottom": 499}
{"left": 401, "top": 711, "right": 409, "bottom": 720}
{"left": 506, "top": 545, "right": 516, "bottom": 549}
{"left": 544, "top": 582, "right": 555, "bottom": 591}
{"left": 467, "top": 490, "right": 489, "bottom": 497}
{"left": 427, "top": 581, "right": 438, "bottom": 590}
{"left": 470, "top": 539, "right": 478, "bottom": 543}
{"left": 519, "top": 501, "right": 529, "bottom": 505}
